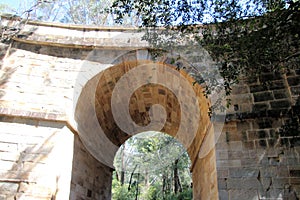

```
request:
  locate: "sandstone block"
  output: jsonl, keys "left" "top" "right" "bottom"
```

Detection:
{"left": 229, "top": 168, "right": 259, "bottom": 178}
{"left": 253, "top": 91, "right": 273, "bottom": 102}
{"left": 229, "top": 189, "right": 259, "bottom": 200}
{"left": 0, "top": 182, "right": 19, "bottom": 194}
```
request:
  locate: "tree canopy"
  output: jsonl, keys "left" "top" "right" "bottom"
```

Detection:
{"left": 110, "top": 0, "right": 299, "bottom": 110}
{"left": 113, "top": 131, "right": 192, "bottom": 200}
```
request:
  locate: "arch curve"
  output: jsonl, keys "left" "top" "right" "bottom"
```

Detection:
{"left": 73, "top": 50, "right": 219, "bottom": 199}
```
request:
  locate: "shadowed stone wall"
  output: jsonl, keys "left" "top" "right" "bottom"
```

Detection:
{"left": 216, "top": 72, "right": 300, "bottom": 199}
{"left": 70, "top": 135, "right": 113, "bottom": 200}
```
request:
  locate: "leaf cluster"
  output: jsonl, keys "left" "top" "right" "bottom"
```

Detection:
{"left": 111, "top": 0, "right": 300, "bottom": 113}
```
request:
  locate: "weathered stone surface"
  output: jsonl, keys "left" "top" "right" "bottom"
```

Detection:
{"left": 270, "top": 99, "right": 291, "bottom": 109}
{"left": 70, "top": 135, "right": 113, "bottom": 200}
{"left": 287, "top": 76, "right": 300, "bottom": 86}
{"left": 253, "top": 91, "right": 274, "bottom": 102}
{"left": 219, "top": 190, "right": 229, "bottom": 200}
{"left": 229, "top": 189, "right": 259, "bottom": 200}
{"left": 0, "top": 17, "right": 299, "bottom": 200}
{"left": 0, "top": 183, "right": 19, "bottom": 194}
{"left": 229, "top": 168, "right": 259, "bottom": 178}
{"left": 227, "top": 178, "right": 261, "bottom": 189}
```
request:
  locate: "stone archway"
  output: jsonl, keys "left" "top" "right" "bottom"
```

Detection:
{"left": 74, "top": 58, "right": 218, "bottom": 199}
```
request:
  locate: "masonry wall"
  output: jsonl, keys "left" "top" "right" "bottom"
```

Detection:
{"left": 70, "top": 135, "right": 113, "bottom": 200}
{"left": 0, "top": 37, "right": 114, "bottom": 199}
{"left": 0, "top": 17, "right": 299, "bottom": 199}
{"left": 216, "top": 71, "right": 300, "bottom": 199}
{"left": 0, "top": 117, "right": 74, "bottom": 200}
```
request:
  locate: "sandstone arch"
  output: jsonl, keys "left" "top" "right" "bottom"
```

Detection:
{"left": 74, "top": 58, "right": 218, "bottom": 199}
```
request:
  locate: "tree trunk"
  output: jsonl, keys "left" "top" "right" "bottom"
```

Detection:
{"left": 145, "top": 169, "right": 149, "bottom": 186}
{"left": 120, "top": 171, "right": 125, "bottom": 185}
{"left": 174, "top": 159, "right": 182, "bottom": 194}
{"left": 135, "top": 172, "right": 140, "bottom": 200}
{"left": 128, "top": 165, "right": 138, "bottom": 191}
{"left": 121, "top": 144, "right": 125, "bottom": 185}
{"left": 162, "top": 172, "right": 167, "bottom": 198}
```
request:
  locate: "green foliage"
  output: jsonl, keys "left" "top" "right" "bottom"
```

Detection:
{"left": 141, "top": 184, "right": 161, "bottom": 200}
{"left": 112, "top": 132, "right": 192, "bottom": 200}
{"left": 110, "top": 0, "right": 300, "bottom": 113}
{"left": 7, "top": 1, "right": 299, "bottom": 101}
{"left": 112, "top": 178, "right": 136, "bottom": 200}
{"left": 164, "top": 188, "right": 192, "bottom": 200}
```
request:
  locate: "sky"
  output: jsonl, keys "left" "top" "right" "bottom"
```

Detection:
{"left": 1, "top": 0, "right": 20, "bottom": 10}
{"left": 0, "top": 0, "right": 34, "bottom": 14}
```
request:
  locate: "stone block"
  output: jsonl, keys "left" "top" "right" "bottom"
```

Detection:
{"left": 287, "top": 76, "right": 300, "bottom": 86}
{"left": 244, "top": 75, "right": 259, "bottom": 85}
{"left": 218, "top": 178, "right": 227, "bottom": 189}
{"left": 217, "top": 160, "right": 241, "bottom": 168}
{"left": 0, "top": 182, "right": 19, "bottom": 194}
{"left": 231, "top": 85, "right": 249, "bottom": 94}
{"left": 267, "top": 108, "right": 289, "bottom": 117}
{"left": 219, "top": 190, "right": 229, "bottom": 200}
{"left": 18, "top": 183, "right": 53, "bottom": 196}
{"left": 253, "top": 91, "right": 274, "bottom": 102}
{"left": 21, "top": 153, "right": 48, "bottom": 164}
{"left": 229, "top": 189, "right": 259, "bottom": 200}
{"left": 239, "top": 103, "right": 252, "bottom": 112}
{"left": 270, "top": 100, "right": 291, "bottom": 109}
{"left": 257, "top": 118, "right": 273, "bottom": 129}
{"left": 0, "top": 160, "right": 17, "bottom": 171}
{"left": 228, "top": 141, "right": 243, "bottom": 151}
{"left": 241, "top": 158, "right": 259, "bottom": 167}
{"left": 0, "top": 142, "right": 18, "bottom": 152}
{"left": 272, "top": 178, "right": 290, "bottom": 188}
{"left": 216, "top": 142, "right": 229, "bottom": 150}
{"left": 216, "top": 150, "right": 229, "bottom": 160}
{"left": 253, "top": 103, "right": 269, "bottom": 112}
{"left": 231, "top": 93, "right": 253, "bottom": 104}
{"left": 273, "top": 89, "right": 289, "bottom": 99}
{"left": 290, "top": 86, "right": 300, "bottom": 96}
{"left": 268, "top": 80, "right": 286, "bottom": 90}
{"left": 228, "top": 151, "right": 247, "bottom": 160}
{"left": 290, "top": 177, "right": 300, "bottom": 185}
{"left": 75, "top": 184, "right": 86, "bottom": 196}
{"left": 0, "top": 152, "right": 20, "bottom": 162}
{"left": 243, "top": 141, "right": 255, "bottom": 149}
{"left": 260, "top": 178, "right": 272, "bottom": 190}
{"left": 217, "top": 169, "right": 229, "bottom": 178}
{"left": 15, "top": 193, "right": 52, "bottom": 200}
{"left": 227, "top": 178, "right": 261, "bottom": 189}
{"left": 260, "top": 72, "right": 282, "bottom": 82}
{"left": 250, "top": 84, "right": 267, "bottom": 93}
{"left": 248, "top": 130, "right": 268, "bottom": 140}
{"left": 290, "top": 169, "right": 300, "bottom": 177}
{"left": 237, "top": 121, "right": 251, "bottom": 132}
{"left": 257, "top": 139, "right": 268, "bottom": 148}
{"left": 229, "top": 168, "right": 259, "bottom": 178}
{"left": 226, "top": 131, "right": 243, "bottom": 142}
{"left": 263, "top": 189, "right": 284, "bottom": 199}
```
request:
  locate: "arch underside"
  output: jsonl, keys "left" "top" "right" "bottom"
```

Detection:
{"left": 74, "top": 52, "right": 218, "bottom": 199}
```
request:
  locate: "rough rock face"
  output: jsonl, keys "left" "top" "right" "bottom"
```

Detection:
{"left": 0, "top": 16, "right": 299, "bottom": 200}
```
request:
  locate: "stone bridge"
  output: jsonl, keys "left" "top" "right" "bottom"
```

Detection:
{"left": 0, "top": 15, "right": 299, "bottom": 200}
